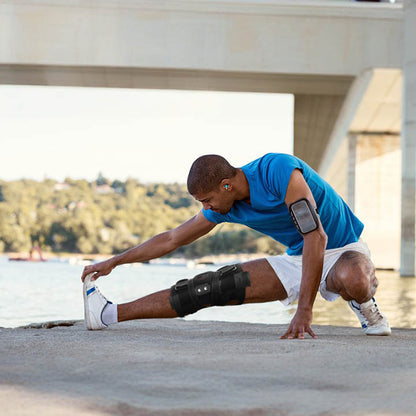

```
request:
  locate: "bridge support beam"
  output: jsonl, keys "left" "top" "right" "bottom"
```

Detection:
{"left": 400, "top": 0, "right": 416, "bottom": 276}
{"left": 347, "top": 133, "right": 357, "bottom": 213}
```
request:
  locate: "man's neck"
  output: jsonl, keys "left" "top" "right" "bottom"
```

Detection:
{"left": 233, "top": 169, "right": 251, "bottom": 203}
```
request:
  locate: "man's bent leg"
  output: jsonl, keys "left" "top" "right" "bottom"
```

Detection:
{"left": 325, "top": 251, "right": 377, "bottom": 303}
{"left": 325, "top": 251, "right": 390, "bottom": 335}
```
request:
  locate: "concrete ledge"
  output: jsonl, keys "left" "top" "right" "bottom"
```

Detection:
{"left": 1, "top": 319, "right": 415, "bottom": 415}
{"left": 1, "top": 0, "right": 403, "bottom": 19}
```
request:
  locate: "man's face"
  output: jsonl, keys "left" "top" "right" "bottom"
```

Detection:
{"left": 193, "top": 185, "right": 234, "bottom": 215}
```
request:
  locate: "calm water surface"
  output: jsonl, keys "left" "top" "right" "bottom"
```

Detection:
{"left": 1, "top": 256, "right": 415, "bottom": 330}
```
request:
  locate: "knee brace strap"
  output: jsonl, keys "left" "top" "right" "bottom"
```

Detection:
{"left": 169, "top": 264, "right": 251, "bottom": 317}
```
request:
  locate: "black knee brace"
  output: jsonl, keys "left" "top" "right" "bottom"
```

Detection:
{"left": 169, "top": 264, "right": 251, "bottom": 317}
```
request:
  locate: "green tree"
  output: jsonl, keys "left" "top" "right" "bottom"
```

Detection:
{"left": 0, "top": 177, "right": 284, "bottom": 257}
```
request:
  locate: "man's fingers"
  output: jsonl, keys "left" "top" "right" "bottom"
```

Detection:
{"left": 90, "top": 272, "right": 101, "bottom": 281}
{"left": 280, "top": 329, "right": 301, "bottom": 339}
{"left": 291, "top": 328, "right": 304, "bottom": 339}
{"left": 281, "top": 326, "right": 316, "bottom": 340}
{"left": 281, "top": 331, "right": 303, "bottom": 340}
{"left": 81, "top": 270, "right": 90, "bottom": 282}
{"left": 81, "top": 267, "right": 97, "bottom": 282}
{"left": 306, "top": 327, "right": 318, "bottom": 339}
{"left": 280, "top": 325, "right": 294, "bottom": 339}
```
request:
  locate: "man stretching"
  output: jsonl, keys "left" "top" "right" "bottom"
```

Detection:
{"left": 81, "top": 153, "right": 390, "bottom": 339}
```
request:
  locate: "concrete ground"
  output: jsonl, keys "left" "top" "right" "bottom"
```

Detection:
{"left": 1, "top": 319, "right": 415, "bottom": 416}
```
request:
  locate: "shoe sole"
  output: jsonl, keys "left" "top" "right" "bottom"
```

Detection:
{"left": 83, "top": 273, "right": 94, "bottom": 330}
{"left": 365, "top": 328, "right": 392, "bottom": 336}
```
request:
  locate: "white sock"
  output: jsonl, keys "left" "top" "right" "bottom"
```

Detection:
{"left": 102, "top": 303, "right": 118, "bottom": 326}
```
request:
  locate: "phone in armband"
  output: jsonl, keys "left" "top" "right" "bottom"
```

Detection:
{"left": 289, "top": 198, "right": 320, "bottom": 235}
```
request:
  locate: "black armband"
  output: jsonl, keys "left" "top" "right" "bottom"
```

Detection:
{"left": 289, "top": 198, "right": 320, "bottom": 235}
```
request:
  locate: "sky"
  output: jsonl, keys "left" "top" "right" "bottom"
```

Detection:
{"left": 0, "top": 85, "right": 293, "bottom": 184}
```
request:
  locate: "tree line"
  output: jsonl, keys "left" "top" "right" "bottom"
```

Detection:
{"left": 0, "top": 176, "right": 284, "bottom": 258}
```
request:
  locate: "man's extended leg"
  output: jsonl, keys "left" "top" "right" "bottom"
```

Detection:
{"left": 120, "top": 259, "right": 286, "bottom": 320}
{"left": 84, "top": 259, "right": 287, "bottom": 329}
{"left": 325, "top": 250, "right": 391, "bottom": 335}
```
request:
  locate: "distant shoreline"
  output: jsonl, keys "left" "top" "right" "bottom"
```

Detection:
{"left": 1, "top": 251, "right": 270, "bottom": 266}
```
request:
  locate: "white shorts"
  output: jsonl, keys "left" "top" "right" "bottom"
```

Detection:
{"left": 266, "top": 240, "right": 372, "bottom": 305}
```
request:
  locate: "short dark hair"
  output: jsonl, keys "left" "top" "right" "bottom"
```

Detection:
{"left": 187, "top": 154, "right": 237, "bottom": 195}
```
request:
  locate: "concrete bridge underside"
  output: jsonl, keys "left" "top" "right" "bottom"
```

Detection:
{"left": 0, "top": 64, "right": 352, "bottom": 171}
{"left": 1, "top": 0, "right": 414, "bottom": 274}
{"left": 0, "top": 0, "right": 403, "bottom": 172}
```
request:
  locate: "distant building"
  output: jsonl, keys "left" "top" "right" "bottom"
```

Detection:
{"left": 95, "top": 184, "right": 115, "bottom": 195}
{"left": 53, "top": 182, "right": 70, "bottom": 191}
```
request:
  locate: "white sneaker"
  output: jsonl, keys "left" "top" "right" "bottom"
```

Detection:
{"left": 348, "top": 297, "right": 391, "bottom": 336}
{"left": 83, "top": 273, "right": 112, "bottom": 330}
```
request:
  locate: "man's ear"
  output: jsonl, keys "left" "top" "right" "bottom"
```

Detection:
{"left": 220, "top": 179, "right": 232, "bottom": 191}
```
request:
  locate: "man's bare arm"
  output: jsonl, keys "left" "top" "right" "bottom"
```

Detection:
{"left": 81, "top": 210, "right": 216, "bottom": 282}
{"left": 281, "top": 169, "right": 328, "bottom": 340}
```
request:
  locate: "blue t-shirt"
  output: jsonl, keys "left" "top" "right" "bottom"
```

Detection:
{"left": 203, "top": 153, "right": 364, "bottom": 255}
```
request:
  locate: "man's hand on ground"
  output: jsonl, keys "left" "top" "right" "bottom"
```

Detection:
{"left": 280, "top": 308, "right": 318, "bottom": 340}
{"left": 81, "top": 259, "right": 115, "bottom": 282}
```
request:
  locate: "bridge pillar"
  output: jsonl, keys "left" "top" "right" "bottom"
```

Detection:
{"left": 400, "top": 0, "right": 416, "bottom": 276}
{"left": 347, "top": 133, "right": 357, "bottom": 213}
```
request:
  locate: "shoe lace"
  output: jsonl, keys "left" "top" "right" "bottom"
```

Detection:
{"left": 90, "top": 283, "right": 106, "bottom": 300}
{"left": 97, "top": 287, "right": 106, "bottom": 299}
{"left": 360, "top": 302, "right": 384, "bottom": 326}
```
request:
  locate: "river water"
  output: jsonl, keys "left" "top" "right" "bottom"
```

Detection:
{"left": 1, "top": 255, "right": 415, "bottom": 330}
